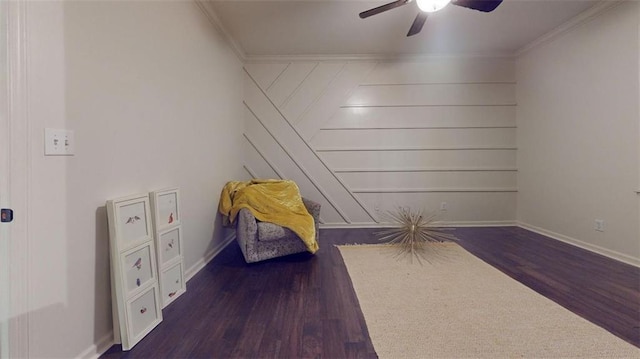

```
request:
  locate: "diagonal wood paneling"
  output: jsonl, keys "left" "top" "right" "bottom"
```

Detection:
{"left": 358, "top": 192, "right": 518, "bottom": 223}
{"left": 339, "top": 171, "right": 517, "bottom": 190}
{"left": 281, "top": 62, "right": 344, "bottom": 124}
{"left": 363, "top": 58, "right": 515, "bottom": 85}
{"left": 346, "top": 83, "right": 516, "bottom": 107}
{"left": 312, "top": 128, "right": 517, "bottom": 149}
{"left": 265, "top": 62, "right": 316, "bottom": 107}
{"left": 296, "top": 62, "right": 376, "bottom": 141}
{"left": 244, "top": 62, "right": 288, "bottom": 92}
{"left": 320, "top": 149, "right": 517, "bottom": 170}
{"left": 244, "top": 70, "right": 376, "bottom": 224}
{"left": 243, "top": 58, "right": 518, "bottom": 225}
{"left": 322, "top": 106, "right": 516, "bottom": 129}
{"left": 243, "top": 135, "right": 281, "bottom": 179}
{"left": 244, "top": 108, "right": 347, "bottom": 224}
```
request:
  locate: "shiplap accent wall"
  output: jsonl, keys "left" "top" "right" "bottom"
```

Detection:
{"left": 243, "top": 57, "right": 517, "bottom": 226}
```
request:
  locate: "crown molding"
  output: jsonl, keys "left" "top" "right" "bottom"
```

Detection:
{"left": 194, "top": 0, "right": 624, "bottom": 64}
{"left": 194, "top": 0, "right": 247, "bottom": 62}
{"left": 516, "top": 0, "right": 625, "bottom": 57}
{"left": 243, "top": 51, "right": 516, "bottom": 64}
{"left": 192, "top": 0, "right": 515, "bottom": 64}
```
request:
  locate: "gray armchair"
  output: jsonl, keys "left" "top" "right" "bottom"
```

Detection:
{"left": 235, "top": 198, "right": 321, "bottom": 263}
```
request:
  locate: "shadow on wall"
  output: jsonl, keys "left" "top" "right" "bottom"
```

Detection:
{"left": 95, "top": 206, "right": 114, "bottom": 349}
{"left": 206, "top": 209, "right": 235, "bottom": 261}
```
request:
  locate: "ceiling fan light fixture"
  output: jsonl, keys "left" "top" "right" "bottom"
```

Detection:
{"left": 416, "top": 0, "right": 451, "bottom": 12}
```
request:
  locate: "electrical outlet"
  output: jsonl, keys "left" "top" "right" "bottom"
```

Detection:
{"left": 440, "top": 202, "right": 447, "bottom": 211}
{"left": 594, "top": 219, "right": 605, "bottom": 232}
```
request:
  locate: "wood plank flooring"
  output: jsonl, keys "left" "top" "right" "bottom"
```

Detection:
{"left": 101, "top": 227, "right": 640, "bottom": 358}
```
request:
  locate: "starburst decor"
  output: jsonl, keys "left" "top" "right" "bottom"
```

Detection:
{"left": 375, "top": 207, "right": 457, "bottom": 264}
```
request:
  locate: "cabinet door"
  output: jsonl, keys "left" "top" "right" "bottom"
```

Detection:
{"left": 107, "top": 193, "right": 162, "bottom": 351}
{"left": 122, "top": 243, "right": 155, "bottom": 297}
{"left": 125, "top": 285, "right": 162, "bottom": 350}
{"left": 114, "top": 197, "right": 153, "bottom": 251}
{"left": 158, "top": 227, "right": 182, "bottom": 267}
{"left": 160, "top": 261, "right": 186, "bottom": 307}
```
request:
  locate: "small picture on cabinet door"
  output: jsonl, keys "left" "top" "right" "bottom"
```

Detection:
{"left": 124, "top": 244, "right": 153, "bottom": 294}
{"left": 161, "top": 262, "right": 185, "bottom": 306}
{"left": 159, "top": 227, "right": 181, "bottom": 266}
{"left": 118, "top": 201, "right": 149, "bottom": 244}
{"left": 157, "top": 192, "right": 178, "bottom": 227}
{"left": 128, "top": 286, "right": 160, "bottom": 341}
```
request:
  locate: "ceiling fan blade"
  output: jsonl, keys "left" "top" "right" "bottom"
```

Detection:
{"left": 452, "top": 0, "right": 503, "bottom": 12}
{"left": 407, "top": 12, "right": 428, "bottom": 37}
{"left": 359, "top": 0, "right": 411, "bottom": 19}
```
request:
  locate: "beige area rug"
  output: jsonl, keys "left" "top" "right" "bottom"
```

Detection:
{"left": 338, "top": 243, "right": 640, "bottom": 358}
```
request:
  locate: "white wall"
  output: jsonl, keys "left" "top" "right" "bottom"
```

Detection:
{"left": 25, "top": 1, "right": 244, "bottom": 357}
{"left": 243, "top": 57, "right": 517, "bottom": 226}
{"left": 516, "top": 2, "right": 640, "bottom": 264}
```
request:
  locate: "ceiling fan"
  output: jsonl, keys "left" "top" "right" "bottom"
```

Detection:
{"left": 359, "top": 0, "right": 503, "bottom": 37}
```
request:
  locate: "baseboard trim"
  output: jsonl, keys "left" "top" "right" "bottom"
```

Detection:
{"left": 77, "top": 331, "right": 114, "bottom": 359}
{"left": 517, "top": 222, "right": 640, "bottom": 268}
{"left": 437, "top": 220, "right": 518, "bottom": 227}
{"left": 320, "top": 222, "right": 380, "bottom": 229}
{"left": 320, "top": 220, "right": 517, "bottom": 229}
{"left": 185, "top": 233, "right": 236, "bottom": 282}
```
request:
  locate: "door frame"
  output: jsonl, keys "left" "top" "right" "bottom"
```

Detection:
{"left": 0, "top": 0, "right": 9, "bottom": 355}
{"left": 3, "top": 1, "right": 30, "bottom": 357}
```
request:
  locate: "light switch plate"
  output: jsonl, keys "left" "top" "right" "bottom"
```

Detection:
{"left": 45, "top": 128, "right": 75, "bottom": 156}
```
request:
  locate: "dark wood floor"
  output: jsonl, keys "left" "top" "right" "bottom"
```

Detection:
{"left": 102, "top": 227, "right": 640, "bottom": 358}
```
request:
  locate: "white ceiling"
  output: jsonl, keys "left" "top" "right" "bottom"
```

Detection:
{"left": 205, "top": 0, "right": 599, "bottom": 59}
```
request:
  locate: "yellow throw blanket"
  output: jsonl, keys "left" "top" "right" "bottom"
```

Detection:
{"left": 218, "top": 179, "right": 318, "bottom": 254}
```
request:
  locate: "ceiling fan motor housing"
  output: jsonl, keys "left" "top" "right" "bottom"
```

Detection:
{"left": 359, "top": 0, "right": 503, "bottom": 37}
